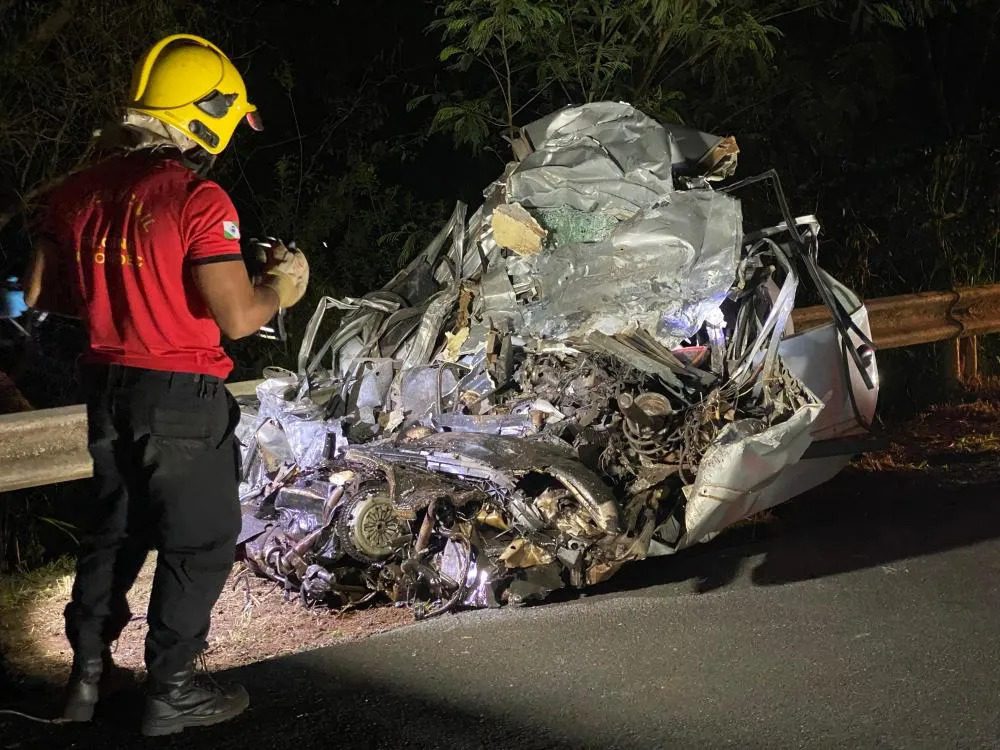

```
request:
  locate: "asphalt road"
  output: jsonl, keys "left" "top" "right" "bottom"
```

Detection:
{"left": 3, "top": 461, "right": 1000, "bottom": 749}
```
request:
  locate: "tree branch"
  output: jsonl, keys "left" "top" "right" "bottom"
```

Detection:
{"left": 2, "top": 0, "right": 77, "bottom": 63}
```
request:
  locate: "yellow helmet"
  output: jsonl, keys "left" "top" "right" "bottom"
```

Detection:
{"left": 128, "top": 34, "right": 262, "bottom": 155}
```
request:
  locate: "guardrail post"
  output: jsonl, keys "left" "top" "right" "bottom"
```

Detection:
{"left": 944, "top": 336, "right": 980, "bottom": 389}
{"left": 944, "top": 338, "right": 962, "bottom": 388}
{"left": 960, "top": 336, "right": 979, "bottom": 383}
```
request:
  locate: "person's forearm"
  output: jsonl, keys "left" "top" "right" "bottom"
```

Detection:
{"left": 192, "top": 254, "right": 306, "bottom": 340}
{"left": 23, "top": 247, "right": 45, "bottom": 309}
{"left": 193, "top": 260, "right": 281, "bottom": 340}
{"left": 219, "top": 283, "right": 280, "bottom": 340}
{"left": 23, "top": 240, "right": 78, "bottom": 316}
{"left": 238, "top": 283, "right": 281, "bottom": 338}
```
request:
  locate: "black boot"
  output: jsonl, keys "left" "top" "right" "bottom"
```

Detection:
{"left": 62, "top": 650, "right": 135, "bottom": 722}
{"left": 140, "top": 663, "right": 249, "bottom": 737}
{"left": 62, "top": 655, "right": 103, "bottom": 722}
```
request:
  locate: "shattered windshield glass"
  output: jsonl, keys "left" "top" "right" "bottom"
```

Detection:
{"left": 235, "top": 102, "right": 879, "bottom": 617}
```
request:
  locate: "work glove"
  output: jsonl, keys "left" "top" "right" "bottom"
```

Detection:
{"left": 259, "top": 240, "right": 309, "bottom": 308}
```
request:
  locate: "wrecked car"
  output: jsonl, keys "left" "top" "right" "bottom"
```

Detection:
{"left": 234, "top": 102, "right": 879, "bottom": 616}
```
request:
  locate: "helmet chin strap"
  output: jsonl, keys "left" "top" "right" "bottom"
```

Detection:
{"left": 181, "top": 147, "right": 217, "bottom": 177}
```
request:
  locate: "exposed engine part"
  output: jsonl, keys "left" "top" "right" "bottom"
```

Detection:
{"left": 337, "top": 491, "right": 408, "bottom": 562}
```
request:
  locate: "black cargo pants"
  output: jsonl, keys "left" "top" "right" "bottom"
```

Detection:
{"left": 65, "top": 364, "right": 241, "bottom": 681}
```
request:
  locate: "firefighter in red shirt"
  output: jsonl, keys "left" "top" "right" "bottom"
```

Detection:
{"left": 25, "top": 34, "right": 308, "bottom": 736}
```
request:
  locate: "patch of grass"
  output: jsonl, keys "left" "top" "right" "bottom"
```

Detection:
{"left": 0, "top": 556, "right": 75, "bottom": 611}
{"left": 0, "top": 556, "right": 77, "bottom": 682}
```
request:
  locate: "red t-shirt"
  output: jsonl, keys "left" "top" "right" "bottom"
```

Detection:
{"left": 36, "top": 152, "right": 244, "bottom": 378}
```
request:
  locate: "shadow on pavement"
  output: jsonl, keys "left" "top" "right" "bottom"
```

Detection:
{"left": 576, "top": 462, "right": 1000, "bottom": 599}
{"left": 0, "top": 656, "right": 587, "bottom": 750}
{"left": 749, "top": 466, "right": 1000, "bottom": 586}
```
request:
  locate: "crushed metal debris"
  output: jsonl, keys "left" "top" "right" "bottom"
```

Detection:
{"left": 236, "top": 102, "right": 879, "bottom": 616}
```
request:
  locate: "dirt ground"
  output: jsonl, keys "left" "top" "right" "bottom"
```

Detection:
{"left": 0, "top": 558, "right": 412, "bottom": 685}
{"left": 859, "top": 382, "right": 1000, "bottom": 484}
{"left": 3, "top": 385, "right": 999, "bottom": 687}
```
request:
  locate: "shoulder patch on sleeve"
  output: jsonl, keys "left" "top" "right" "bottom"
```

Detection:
{"left": 222, "top": 220, "right": 241, "bottom": 240}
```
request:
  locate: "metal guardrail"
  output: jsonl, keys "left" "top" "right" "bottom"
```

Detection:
{"left": 0, "top": 404, "right": 91, "bottom": 492}
{"left": 4, "top": 283, "right": 1000, "bottom": 493}
{"left": 791, "top": 284, "right": 1000, "bottom": 348}
{"left": 792, "top": 283, "right": 1000, "bottom": 385}
{"left": 0, "top": 380, "right": 261, "bottom": 493}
